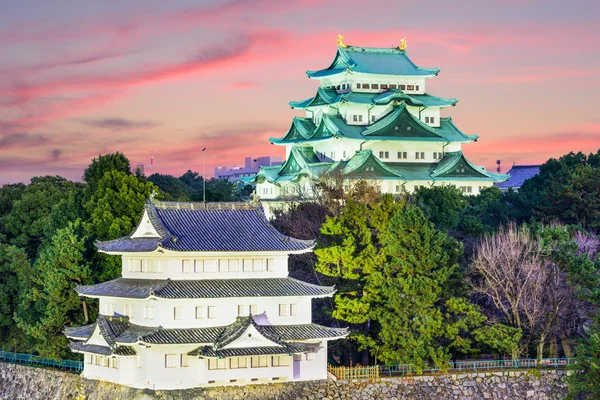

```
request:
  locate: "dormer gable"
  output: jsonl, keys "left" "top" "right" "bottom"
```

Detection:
{"left": 130, "top": 208, "right": 161, "bottom": 238}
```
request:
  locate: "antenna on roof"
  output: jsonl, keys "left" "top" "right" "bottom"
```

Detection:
{"left": 496, "top": 159, "right": 502, "bottom": 174}
{"left": 202, "top": 148, "right": 207, "bottom": 205}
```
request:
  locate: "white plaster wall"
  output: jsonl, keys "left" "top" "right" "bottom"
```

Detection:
{"left": 99, "top": 296, "right": 313, "bottom": 328}
{"left": 297, "top": 342, "right": 328, "bottom": 381}
{"left": 122, "top": 254, "right": 289, "bottom": 280}
{"left": 143, "top": 344, "right": 200, "bottom": 390}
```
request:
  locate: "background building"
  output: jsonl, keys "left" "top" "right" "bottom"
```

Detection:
{"left": 495, "top": 164, "right": 541, "bottom": 192}
{"left": 215, "top": 156, "right": 283, "bottom": 182}
{"left": 65, "top": 201, "right": 346, "bottom": 389}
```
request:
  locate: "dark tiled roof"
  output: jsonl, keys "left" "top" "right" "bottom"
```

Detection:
{"left": 141, "top": 327, "right": 223, "bottom": 345}
{"left": 63, "top": 323, "right": 96, "bottom": 340}
{"left": 495, "top": 165, "right": 541, "bottom": 189}
{"left": 96, "top": 201, "right": 314, "bottom": 253}
{"left": 69, "top": 341, "right": 137, "bottom": 356}
{"left": 65, "top": 316, "right": 348, "bottom": 346}
{"left": 263, "top": 324, "right": 349, "bottom": 341}
{"left": 191, "top": 344, "right": 306, "bottom": 358}
{"left": 77, "top": 277, "right": 335, "bottom": 299}
{"left": 97, "top": 315, "right": 130, "bottom": 346}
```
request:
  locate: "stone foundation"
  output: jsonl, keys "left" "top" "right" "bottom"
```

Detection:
{"left": 0, "top": 362, "right": 568, "bottom": 400}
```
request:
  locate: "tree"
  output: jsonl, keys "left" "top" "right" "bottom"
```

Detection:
{"left": 0, "top": 245, "right": 31, "bottom": 351}
{"left": 568, "top": 328, "right": 600, "bottom": 400}
{"left": 148, "top": 173, "right": 191, "bottom": 201}
{"left": 368, "top": 205, "right": 483, "bottom": 369}
{"left": 83, "top": 152, "right": 131, "bottom": 188}
{"left": 84, "top": 170, "right": 155, "bottom": 280}
{"left": 1, "top": 176, "right": 79, "bottom": 256}
{"left": 414, "top": 185, "right": 466, "bottom": 230}
{"left": 14, "top": 224, "right": 90, "bottom": 358}
{"left": 315, "top": 195, "right": 402, "bottom": 365}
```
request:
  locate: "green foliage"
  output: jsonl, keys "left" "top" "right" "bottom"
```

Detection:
{"left": 567, "top": 326, "right": 600, "bottom": 400}
{"left": 148, "top": 173, "right": 191, "bottom": 201}
{"left": 473, "top": 324, "right": 522, "bottom": 356}
{"left": 414, "top": 185, "right": 466, "bottom": 229}
{"left": 83, "top": 152, "right": 131, "bottom": 187}
{"left": 14, "top": 224, "right": 91, "bottom": 358}
{"left": 0, "top": 177, "right": 80, "bottom": 256}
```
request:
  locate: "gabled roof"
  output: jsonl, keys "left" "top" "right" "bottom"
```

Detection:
{"left": 432, "top": 151, "right": 509, "bottom": 182}
{"left": 69, "top": 342, "right": 136, "bottom": 356}
{"left": 96, "top": 201, "right": 314, "bottom": 254}
{"left": 76, "top": 277, "right": 336, "bottom": 299}
{"left": 270, "top": 114, "right": 364, "bottom": 145}
{"left": 363, "top": 103, "right": 445, "bottom": 140}
{"left": 306, "top": 46, "right": 439, "bottom": 79}
{"left": 495, "top": 165, "right": 540, "bottom": 189}
{"left": 289, "top": 89, "right": 457, "bottom": 110}
{"left": 329, "top": 150, "right": 406, "bottom": 181}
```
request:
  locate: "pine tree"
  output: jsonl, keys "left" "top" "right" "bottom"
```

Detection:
{"left": 14, "top": 224, "right": 91, "bottom": 358}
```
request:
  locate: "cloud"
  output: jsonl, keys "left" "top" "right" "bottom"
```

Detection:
{"left": 0, "top": 132, "right": 49, "bottom": 148}
{"left": 49, "top": 148, "right": 62, "bottom": 161}
{"left": 78, "top": 118, "right": 162, "bottom": 131}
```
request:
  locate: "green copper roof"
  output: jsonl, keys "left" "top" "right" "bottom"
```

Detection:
{"left": 272, "top": 105, "right": 475, "bottom": 145}
{"left": 307, "top": 46, "right": 440, "bottom": 79}
{"left": 363, "top": 103, "right": 443, "bottom": 139}
{"left": 332, "top": 150, "right": 406, "bottom": 180}
{"left": 290, "top": 89, "right": 457, "bottom": 110}
{"left": 432, "top": 151, "right": 509, "bottom": 182}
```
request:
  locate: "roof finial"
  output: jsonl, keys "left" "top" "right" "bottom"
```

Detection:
{"left": 337, "top": 34, "right": 347, "bottom": 48}
{"left": 399, "top": 38, "right": 407, "bottom": 51}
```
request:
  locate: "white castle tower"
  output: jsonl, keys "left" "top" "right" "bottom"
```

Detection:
{"left": 64, "top": 201, "right": 347, "bottom": 389}
{"left": 243, "top": 36, "right": 508, "bottom": 215}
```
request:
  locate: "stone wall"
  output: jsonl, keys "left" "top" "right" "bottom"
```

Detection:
{"left": 0, "top": 362, "right": 569, "bottom": 400}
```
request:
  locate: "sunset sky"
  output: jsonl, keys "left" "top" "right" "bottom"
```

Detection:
{"left": 1, "top": 0, "right": 599, "bottom": 185}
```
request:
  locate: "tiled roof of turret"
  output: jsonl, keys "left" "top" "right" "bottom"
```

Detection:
{"left": 96, "top": 201, "right": 314, "bottom": 253}
{"left": 495, "top": 165, "right": 540, "bottom": 189}
{"left": 67, "top": 317, "right": 348, "bottom": 345}
{"left": 190, "top": 344, "right": 307, "bottom": 358}
{"left": 307, "top": 46, "right": 439, "bottom": 78}
{"left": 76, "top": 277, "right": 335, "bottom": 299}
{"left": 289, "top": 89, "right": 457, "bottom": 110}
{"left": 69, "top": 342, "right": 136, "bottom": 356}
{"left": 64, "top": 323, "right": 96, "bottom": 340}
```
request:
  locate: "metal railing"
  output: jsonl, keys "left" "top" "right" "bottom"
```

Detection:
{"left": 0, "top": 350, "right": 83, "bottom": 373}
{"left": 379, "top": 358, "right": 575, "bottom": 377}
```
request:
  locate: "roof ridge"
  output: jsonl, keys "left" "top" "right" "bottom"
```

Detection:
{"left": 153, "top": 201, "right": 258, "bottom": 210}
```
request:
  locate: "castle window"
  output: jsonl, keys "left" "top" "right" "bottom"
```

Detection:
{"left": 250, "top": 304, "right": 258, "bottom": 315}
{"left": 358, "top": 115, "right": 363, "bottom": 122}
{"left": 407, "top": 85, "right": 415, "bottom": 90}
{"left": 279, "top": 304, "right": 288, "bottom": 316}
{"left": 230, "top": 357, "right": 248, "bottom": 369}
{"left": 356, "top": 83, "right": 362, "bottom": 89}
{"left": 174, "top": 306, "right": 183, "bottom": 320}
{"left": 208, "top": 358, "right": 227, "bottom": 370}
{"left": 165, "top": 354, "right": 178, "bottom": 368}
{"left": 343, "top": 151, "right": 347, "bottom": 158}
{"left": 336, "top": 85, "right": 340, "bottom": 90}
{"left": 182, "top": 260, "right": 191, "bottom": 273}
{"left": 238, "top": 305, "right": 248, "bottom": 317}
{"left": 204, "top": 260, "right": 217, "bottom": 273}
{"left": 381, "top": 84, "right": 388, "bottom": 90}
{"left": 290, "top": 304, "right": 299, "bottom": 316}
{"left": 144, "top": 306, "right": 154, "bottom": 320}
{"left": 272, "top": 355, "right": 290, "bottom": 367}
{"left": 306, "top": 352, "right": 315, "bottom": 361}
{"left": 389, "top": 84, "right": 397, "bottom": 89}
{"left": 243, "top": 259, "right": 253, "bottom": 272}
{"left": 395, "top": 185, "right": 401, "bottom": 193}
{"left": 416, "top": 85, "right": 420, "bottom": 91}
{"left": 110, "top": 358, "right": 119, "bottom": 369}
{"left": 398, "top": 151, "right": 407, "bottom": 159}
{"left": 371, "top": 83, "right": 379, "bottom": 90}
{"left": 399, "top": 85, "right": 406, "bottom": 90}
{"left": 219, "top": 259, "right": 229, "bottom": 272}
{"left": 194, "top": 260, "right": 203, "bottom": 273}
{"left": 353, "top": 115, "right": 358, "bottom": 122}
{"left": 207, "top": 306, "right": 216, "bottom": 319}
{"left": 266, "top": 259, "right": 275, "bottom": 272}
{"left": 371, "top": 115, "right": 376, "bottom": 122}
{"left": 415, "top": 152, "right": 425, "bottom": 160}
{"left": 229, "top": 259, "right": 240, "bottom": 272}
{"left": 363, "top": 83, "right": 371, "bottom": 89}
{"left": 379, "top": 151, "right": 389, "bottom": 159}
{"left": 330, "top": 151, "right": 335, "bottom": 159}
{"left": 195, "top": 306, "right": 205, "bottom": 319}
{"left": 181, "top": 354, "right": 189, "bottom": 368}
{"left": 106, "top": 303, "right": 114, "bottom": 315}
{"left": 251, "top": 356, "right": 269, "bottom": 368}
{"left": 124, "top": 304, "right": 133, "bottom": 318}
{"left": 253, "top": 259, "right": 263, "bottom": 272}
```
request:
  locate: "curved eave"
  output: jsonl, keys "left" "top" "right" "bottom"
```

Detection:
{"left": 269, "top": 136, "right": 331, "bottom": 145}
{"left": 306, "top": 68, "right": 346, "bottom": 79}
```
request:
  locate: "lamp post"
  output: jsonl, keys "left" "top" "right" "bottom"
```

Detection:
{"left": 202, "top": 148, "right": 207, "bottom": 205}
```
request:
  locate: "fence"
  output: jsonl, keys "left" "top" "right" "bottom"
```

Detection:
{"left": 328, "top": 364, "right": 380, "bottom": 381}
{"left": 0, "top": 350, "right": 83, "bottom": 373}
{"left": 379, "top": 358, "right": 575, "bottom": 377}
